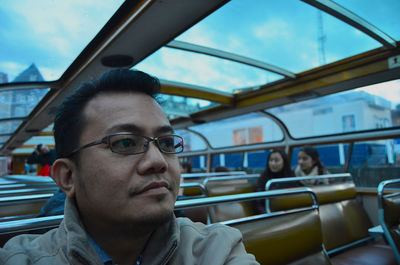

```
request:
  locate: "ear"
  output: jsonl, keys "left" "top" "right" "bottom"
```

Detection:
{"left": 51, "top": 158, "right": 76, "bottom": 199}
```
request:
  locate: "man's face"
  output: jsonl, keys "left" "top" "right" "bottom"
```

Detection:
{"left": 72, "top": 92, "right": 180, "bottom": 227}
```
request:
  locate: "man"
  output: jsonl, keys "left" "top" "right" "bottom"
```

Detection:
{"left": 0, "top": 69, "right": 258, "bottom": 264}
{"left": 27, "top": 144, "right": 57, "bottom": 176}
{"left": 26, "top": 143, "right": 66, "bottom": 216}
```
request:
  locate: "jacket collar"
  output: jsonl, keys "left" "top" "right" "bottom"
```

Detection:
{"left": 61, "top": 197, "right": 179, "bottom": 265}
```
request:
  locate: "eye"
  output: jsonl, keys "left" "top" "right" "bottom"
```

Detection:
{"left": 159, "top": 137, "right": 175, "bottom": 151}
{"left": 111, "top": 136, "right": 137, "bottom": 150}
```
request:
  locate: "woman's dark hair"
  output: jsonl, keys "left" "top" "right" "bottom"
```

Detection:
{"left": 53, "top": 69, "right": 160, "bottom": 160}
{"left": 257, "top": 149, "right": 292, "bottom": 191}
{"left": 299, "top": 146, "right": 326, "bottom": 175}
{"left": 214, "top": 166, "right": 229, "bottom": 172}
{"left": 255, "top": 149, "right": 293, "bottom": 214}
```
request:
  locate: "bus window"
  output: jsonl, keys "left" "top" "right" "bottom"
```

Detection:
{"left": 190, "top": 113, "right": 283, "bottom": 148}
{"left": 267, "top": 79, "right": 400, "bottom": 138}
{"left": 212, "top": 152, "right": 243, "bottom": 172}
{"left": 190, "top": 156, "right": 207, "bottom": 173}
{"left": 349, "top": 140, "right": 398, "bottom": 187}
{"left": 175, "top": 129, "right": 207, "bottom": 152}
{"left": 246, "top": 150, "right": 271, "bottom": 173}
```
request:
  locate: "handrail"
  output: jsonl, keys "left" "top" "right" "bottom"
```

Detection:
{"left": 0, "top": 183, "right": 58, "bottom": 190}
{"left": 203, "top": 174, "right": 259, "bottom": 186}
{"left": 0, "top": 215, "right": 64, "bottom": 234}
{"left": 377, "top": 178, "right": 400, "bottom": 263}
{"left": 0, "top": 188, "right": 317, "bottom": 235}
{"left": 181, "top": 171, "right": 246, "bottom": 179}
{"left": 0, "top": 193, "right": 53, "bottom": 204}
{"left": 3, "top": 175, "right": 54, "bottom": 183}
{"left": 175, "top": 188, "right": 318, "bottom": 210}
{"left": 0, "top": 187, "right": 58, "bottom": 197}
{"left": 265, "top": 173, "right": 353, "bottom": 190}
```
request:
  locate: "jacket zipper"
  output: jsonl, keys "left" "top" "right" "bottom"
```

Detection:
{"left": 159, "top": 240, "right": 177, "bottom": 265}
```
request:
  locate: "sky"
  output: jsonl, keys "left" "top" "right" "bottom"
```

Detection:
{"left": 1, "top": 0, "right": 400, "bottom": 104}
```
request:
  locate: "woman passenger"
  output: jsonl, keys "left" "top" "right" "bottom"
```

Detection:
{"left": 255, "top": 149, "right": 294, "bottom": 213}
{"left": 294, "top": 146, "right": 329, "bottom": 185}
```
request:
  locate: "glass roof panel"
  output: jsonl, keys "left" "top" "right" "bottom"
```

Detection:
{"left": 335, "top": 0, "right": 400, "bottom": 40}
{"left": 23, "top": 135, "right": 54, "bottom": 147}
{"left": 0, "top": 136, "right": 10, "bottom": 144}
{"left": 0, "top": 0, "right": 124, "bottom": 84}
{"left": 135, "top": 47, "right": 281, "bottom": 94}
{"left": 267, "top": 79, "right": 400, "bottom": 138}
{"left": 0, "top": 88, "right": 49, "bottom": 119}
{"left": 157, "top": 94, "right": 219, "bottom": 120}
{"left": 189, "top": 113, "right": 283, "bottom": 148}
{"left": 0, "top": 120, "right": 23, "bottom": 134}
{"left": 175, "top": 129, "right": 207, "bottom": 152}
{"left": 176, "top": 0, "right": 381, "bottom": 74}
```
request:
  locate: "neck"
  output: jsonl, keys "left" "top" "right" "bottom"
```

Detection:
{"left": 303, "top": 165, "right": 317, "bottom": 175}
{"left": 84, "top": 218, "right": 155, "bottom": 265}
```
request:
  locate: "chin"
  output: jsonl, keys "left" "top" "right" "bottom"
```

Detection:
{"left": 137, "top": 209, "right": 173, "bottom": 227}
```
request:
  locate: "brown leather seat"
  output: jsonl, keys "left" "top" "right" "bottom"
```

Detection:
{"left": 230, "top": 209, "right": 331, "bottom": 265}
{"left": 205, "top": 177, "right": 257, "bottom": 222}
{"left": 269, "top": 180, "right": 397, "bottom": 265}
{"left": 378, "top": 178, "right": 400, "bottom": 264}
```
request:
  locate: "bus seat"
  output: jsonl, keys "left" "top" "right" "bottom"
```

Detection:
{"left": 204, "top": 176, "right": 258, "bottom": 222}
{"left": 314, "top": 183, "right": 373, "bottom": 251}
{"left": 0, "top": 215, "right": 62, "bottom": 247}
{"left": 178, "top": 183, "right": 208, "bottom": 224}
{"left": 228, "top": 210, "right": 331, "bottom": 265}
{"left": 268, "top": 177, "right": 397, "bottom": 264}
{"left": 0, "top": 194, "right": 52, "bottom": 218}
{"left": 378, "top": 179, "right": 400, "bottom": 264}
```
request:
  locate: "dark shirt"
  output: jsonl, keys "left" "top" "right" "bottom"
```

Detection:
{"left": 27, "top": 149, "right": 57, "bottom": 167}
{"left": 254, "top": 170, "right": 299, "bottom": 214}
{"left": 37, "top": 188, "right": 66, "bottom": 217}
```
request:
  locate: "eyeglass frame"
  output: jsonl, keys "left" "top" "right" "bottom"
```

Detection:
{"left": 63, "top": 133, "right": 184, "bottom": 158}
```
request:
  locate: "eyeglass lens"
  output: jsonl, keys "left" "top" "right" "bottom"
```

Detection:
{"left": 109, "top": 134, "right": 183, "bottom": 154}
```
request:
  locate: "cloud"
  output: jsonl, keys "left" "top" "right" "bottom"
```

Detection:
{"left": 136, "top": 48, "right": 272, "bottom": 93}
{"left": 0, "top": 61, "right": 27, "bottom": 81}
{"left": 252, "top": 19, "right": 292, "bottom": 41}
{"left": 1, "top": 0, "right": 124, "bottom": 78}
{"left": 357, "top": 80, "right": 400, "bottom": 107}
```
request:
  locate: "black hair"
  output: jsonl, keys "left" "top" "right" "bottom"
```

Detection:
{"left": 54, "top": 69, "right": 161, "bottom": 159}
{"left": 299, "top": 146, "right": 326, "bottom": 175}
{"left": 180, "top": 161, "right": 192, "bottom": 173}
{"left": 255, "top": 149, "right": 294, "bottom": 214}
{"left": 214, "top": 166, "right": 230, "bottom": 172}
{"left": 36, "top": 144, "right": 43, "bottom": 152}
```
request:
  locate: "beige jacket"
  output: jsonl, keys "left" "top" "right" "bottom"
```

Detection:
{"left": 0, "top": 198, "right": 258, "bottom": 265}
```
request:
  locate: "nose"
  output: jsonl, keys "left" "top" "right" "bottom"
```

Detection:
{"left": 136, "top": 141, "right": 168, "bottom": 175}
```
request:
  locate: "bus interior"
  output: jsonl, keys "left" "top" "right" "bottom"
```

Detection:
{"left": 1, "top": 0, "right": 400, "bottom": 264}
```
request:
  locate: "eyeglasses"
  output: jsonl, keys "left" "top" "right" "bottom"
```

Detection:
{"left": 63, "top": 133, "right": 184, "bottom": 157}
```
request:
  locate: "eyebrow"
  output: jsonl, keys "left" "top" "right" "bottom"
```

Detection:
{"left": 105, "top": 124, "right": 174, "bottom": 135}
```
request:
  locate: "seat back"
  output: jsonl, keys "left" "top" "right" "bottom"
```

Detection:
{"left": 222, "top": 188, "right": 330, "bottom": 265}
{"left": 378, "top": 178, "right": 400, "bottom": 263}
{"left": 0, "top": 194, "right": 52, "bottom": 218}
{"left": 267, "top": 174, "right": 373, "bottom": 253}
{"left": 204, "top": 175, "right": 258, "bottom": 222}
{"left": 0, "top": 215, "right": 63, "bottom": 247}
{"left": 178, "top": 183, "right": 208, "bottom": 224}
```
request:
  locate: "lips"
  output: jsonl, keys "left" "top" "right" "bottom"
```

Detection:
{"left": 140, "top": 181, "right": 169, "bottom": 193}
